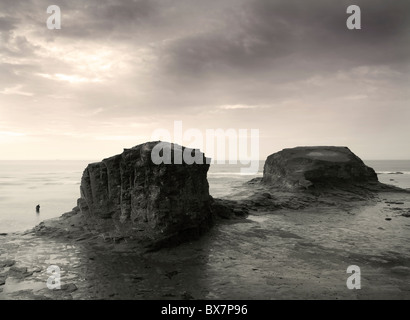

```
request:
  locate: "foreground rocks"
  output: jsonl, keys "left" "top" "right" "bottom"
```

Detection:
{"left": 76, "top": 142, "right": 213, "bottom": 247}
{"left": 34, "top": 144, "right": 408, "bottom": 249}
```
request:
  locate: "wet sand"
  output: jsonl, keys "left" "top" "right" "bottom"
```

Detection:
{"left": 1, "top": 190, "right": 410, "bottom": 300}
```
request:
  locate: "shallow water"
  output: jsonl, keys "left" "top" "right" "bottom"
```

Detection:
{"left": 366, "top": 160, "right": 410, "bottom": 189}
{"left": 0, "top": 161, "right": 90, "bottom": 233}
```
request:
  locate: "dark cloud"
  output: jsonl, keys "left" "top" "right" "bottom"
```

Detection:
{"left": 0, "top": 0, "right": 34, "bottom": 14}
{"left": 0, "top": 16, "right": 18, "bottom": 32}
{"left": 158, "top": 0, "right": 410, "bottom": 83}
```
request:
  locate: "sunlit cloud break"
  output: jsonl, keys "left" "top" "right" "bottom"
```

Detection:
{"left": 0, "top": 85, "right": 34, "bottom": 97}
{"left": 219, "top": 104, "right": 258, "bottom": 110}
{"left": 37, "top": 73, "right": 103, "bottom": 83}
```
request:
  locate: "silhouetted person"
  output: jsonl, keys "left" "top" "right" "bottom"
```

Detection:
{"left": 36, "top": 204, "right": 40, "bottom": 213}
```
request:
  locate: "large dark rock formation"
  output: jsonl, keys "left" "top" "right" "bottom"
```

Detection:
{"left": 77, "top": 141, "right": 213, "bottom": 244}
{"left": 262, "top": 146, "right": 378, "bottom": 190}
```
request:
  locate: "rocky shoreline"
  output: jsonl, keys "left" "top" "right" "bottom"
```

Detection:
{"left": 1, "top": 144, "right": 410, "bottom": 299}
{"left": 1, "top": 187, "right": 410, "bottom": 300}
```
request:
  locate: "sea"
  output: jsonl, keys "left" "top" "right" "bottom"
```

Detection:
{"left": 0, "top": 160, "right": 409, "bottom": 234}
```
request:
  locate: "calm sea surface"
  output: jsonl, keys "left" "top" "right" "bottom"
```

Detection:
{"left": 0, "top": 160, "right": 409, "bottom": 233}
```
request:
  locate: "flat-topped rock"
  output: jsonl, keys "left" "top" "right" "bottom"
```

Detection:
{"left": 262, "top": 146, "right": 378, "bottom": 190}
{"left": 77, "top": 141, "right": 213, "bottom": 244}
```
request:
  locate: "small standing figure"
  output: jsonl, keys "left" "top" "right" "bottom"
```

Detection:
{"left": 36, "top": 204, "right": 40, "bottom": 213}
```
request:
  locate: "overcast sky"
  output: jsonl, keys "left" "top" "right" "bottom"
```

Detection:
{"left": 0, "top": 0, "right": 409, "bottom": 160}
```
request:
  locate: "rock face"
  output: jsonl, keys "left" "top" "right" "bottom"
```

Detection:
{"left": 77, "top": 141, "right": 212, "bottom": 242}
{"left": 262, "top": 146, "right": 378, "bottom": 189}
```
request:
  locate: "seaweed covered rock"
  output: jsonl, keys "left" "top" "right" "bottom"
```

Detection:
{"left": 77, "top": 141, "right": 212, "bottom": 244}
{"left": 262, "top": 146, "right": 378, "bottom": 190}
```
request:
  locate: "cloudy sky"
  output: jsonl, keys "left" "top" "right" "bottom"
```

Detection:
{"left": 0, "top": 0, "right": 409, "bottom": 160}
